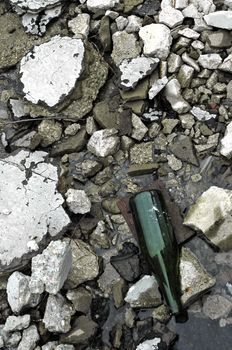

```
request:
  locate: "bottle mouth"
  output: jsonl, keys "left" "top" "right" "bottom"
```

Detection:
{"left": 174, "top": 309, "right": 189, "bottom": 323}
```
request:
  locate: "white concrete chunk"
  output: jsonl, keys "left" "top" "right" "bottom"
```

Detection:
{"left": 20, "top": 36, "right": 85, "bottom": 107}
{"left": 119, "top": 57, "right": 159, "bottom": 90}
{"left": 30, "top": 240, "right": 72, "bottom": 294}
{"left": 149, "top": 77, "right": 168, "bottom": 99}
{"left": 17, "top": 325, "right": 40, "bottom": 350}
{"left": 136, "top": 338, "right": 161, "bottom": 350}
{"left": 164, "top": 78, "right": 191, "bottom": 113}
{"left": 10, "top": 0, "right": 62, "bottom": 12}
{"left": 220, "top": 121, "right": 232, "bottom": 159}
{"left": 4, "top": 315, "right": 30, "bottom": 332}
{"left": 87, "top": 129, "right": 120, "bottom": 157}
{"left": 159, "top": 6, "right": 184, "bottom": 28}
{"left": 204, "top": 11, "right": 232, "bottom": 30}
{"left": 0, "top": 150, "right": 70, "bottom": 272}
{"left": 65, "top": 189, "right": 91, "bottom": 214}
{"left": 191, "top": 106, "right": 217, "bottom": 121}
{"left": 7, "top": 272, "right": 40, "bottom": 313}
{"left": 43, "top": 294, "right": 75, "bottom": 333}
{"left": 139, "top": 24, "right": 172, "bottom": 60}
{"left": 198, "top": 54, "right": 222, "bottom": 69}
{"left": 87, "top": 0, "right": 120, "bottom": 12}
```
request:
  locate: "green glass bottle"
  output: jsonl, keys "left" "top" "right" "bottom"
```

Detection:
{"left": 129, "top": 190, "right": 187, "bottom": 321}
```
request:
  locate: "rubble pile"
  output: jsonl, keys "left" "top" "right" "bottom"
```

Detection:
{"left": 1, "top": 0, "right": 232, "bottom": 349}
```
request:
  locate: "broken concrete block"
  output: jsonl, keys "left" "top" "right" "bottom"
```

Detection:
{"left": 87, "top": 129, "right": 120, "bottom": 157}
{"left": 20, "top": 36, "right": 85, "bottom": 107}
{"left": 0, "top": 150, "right": 70, "bottom": 273}
{"left": 17, "top": 325, "right": 40, "bottom": 350}
{"left": 7, "top": 272, "right": 40, "bottom": 314}
{"left": 4, "top": 314, "right": 30, "bottom": 332}
{"left": 184, "top": 186, "right": 232, "bottom": 251}
{"left": 30, "top": 240, "right": 72, "bottom": 294}
{"left": 43, "top": 294, "right": 75, "bottom": 333}
{"left": 65, "top": 189, "right": 91, "bottom": 214}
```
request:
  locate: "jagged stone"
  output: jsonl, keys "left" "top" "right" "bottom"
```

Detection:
{"left": 20, "top": 36, "right": 85, "bottom": 107}
{"left": 0, "top": 150, "right": 70, "bottom": 272}
{"left": 204, "top": 11, "right": 232, "bottom": 30}
{"left": 198, "top": 54, "right": 222, "bottom": 69}
{"left": 43, "top": 294, "right": 75, "bottom": 333}
{"left": 30, "top": 240, "right": 72, "bottom": 294}
{"left": 139, "top": 23, "right": 172, "bottom": 59}
{"left": 111, "top": 31, "right": 141, "bottom": 66}
{"left": 4, "top": 315, "right": 30, "bottom": 332}
{"left": 220, "top": 121, "right": 232, "bottom": 159}
{"left": 65, "top": 189, "right": 91, "bottom": 214}
{"left": 164, "top": 78, "right": 190, "bottom": 113}
{"left": 87, "top": 129, "right": 120, "bottom": 157}
{"left": 159, "top": 6, "right": 184, "bottom": 28}
{"left": 17, "top": 325, "right": 40, "bottom": 350}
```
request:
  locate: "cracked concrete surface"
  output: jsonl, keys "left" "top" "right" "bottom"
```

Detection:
{"left": 0, "top": 150, "right": 70, "bottom": 272}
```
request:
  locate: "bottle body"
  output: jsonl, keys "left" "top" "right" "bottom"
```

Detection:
{"left": 129, "top": 190, "right": 185, "bottom": 318}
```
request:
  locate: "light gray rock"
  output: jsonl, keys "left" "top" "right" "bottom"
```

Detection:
{"left": 124, "top": 275, "right": 162, "bottom": 308}
{"left": 0, "top": 336, "right": 3, "bottom": 348}
{"left": 189, "top": 0, "right": 215, "bottom": 14}
{"left": 182, "top": 52, "right": 200, "bottom": 72}
{"left": 220, "top": 121, "right": 232, "bottom": 159}
{"left": 167, "top": 154, "right": 182, "bottom": 171}
{"left": 21, "top": 5, "right": 62, "bottom": 35}
{"left": 180, "top": 248, "right": 216, "bottom": 305}
{"left": 64, "top": 123, "right": 81, "bottom": 136}
{"left": 42, "top": 341, "right": 59, "bottom": 350}
{"left": 87, "top": 129, "right": 120, "bottom": 157}
{"left": 178, "top": 64, "right": 194, "bottom": 88}
{"left": 43, "top": 294, "right": 74, "bottom": 333}
{"left": 191, "top": 106, "right": 217, "bottom": 121}
{"left": 119, "top": 57, "right": 159, "bottom": 90}
{"left": 98, "top": 263, "right": 121, "bottom": 296}
{"left": 9, "top": 99, "right": 26, "bottom": 119}
{"left": 17, "top": 325, "right": 40, "bottom": 350}
{"left": 164, "top": 78, "right": 191, "bottom": 113}
{"left": 0, "top": 150, "right": 70, "bottom": 272}
{"left": 204, "top": 11, "right": 232, "bottom": 30}
{"left": 30, "top": 240, "right": 72, "bottom": 294}
{"left": 148, "top": 77, "right": 168, "bottom": 99}
{"left": 1, "top": 330, "right": 21, "bottom": 348}
{"left": 184, "top": 186, "right": 232, "bottom": 251}
{"left": 168, "top": 53, "right": 182, "bottom": 73}
{"left": 198, "top": 54, "right": 222, "bottom": 69}
{"left": 65, "top": 238, "right": 99, "bottom": 289}
{"left": 131, "top": 113, "right": 148, "bottom": 141}
{"left": 111, "top": 31, "right": 141, "bottom": 66}
{"left": 55, "top": 346, "right": 75, "bottom": 350}
{"left": 38, "top": 120, "right": 62, "bottom": 147}
{"left": 159, "top": 6, "right": 184, "bottom": 28}
{"left": 126, "top": 15, "right": 143, "bottom": 33}
{"left": 87, "top": 0, "right": 120, "bottom": 12}
{"left": 175, "top": 0, "right": 188, "bottom": 9}
{"left": 7, "top": 272, "right": 40, "bottom": 314}
{"left": 139, "top": 24, "right": 172, "bottom": 60}
{"left": 203, "top": 295, "right": 232, "bottom": 320}
{"left": 116, "top": 16, "right": 128, "bottom": 31}
{"left": 20, "top": 36, "right": 85, "bottom": 107}
{"left": 10, "top": 0, "right": 61, "bottom": 12}
{"left": 68, "top": 13, "right": 90, "bottom": 38}
{"left": 219, "top": 53, "right": 232, "bottom": 73}
{"left": 136, "top": 338, "right": 161, "bottom": 350}
{"left": 178, "top": 27, "right": 200, "bottom": 39}
{"left": 65, "top": 189, "right": 91, "bottom": 214}
{"left": 4, "top": 315, "right": 30, "bottom": 332}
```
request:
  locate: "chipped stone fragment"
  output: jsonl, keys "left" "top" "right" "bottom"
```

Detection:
{"left": 65, "top": 189, "right": 91, "bottom": 214}
{"left": 9, "top": 99, "right": 26, "bottom": 119}
{"left": 7, "top": 272, "right": 40, "bottom": 314}
{"left": 164, "top": 79, "right": 190, "bottom": 114}
{"left": 203, "top": 295, "right": 232, "bottom": 320}
{"left": 159, "top": 6, "right": 184, "bottom": 28}
{"left": 116, "top": 16, "right": 128, "bottom": 31}
{"left": 66, "top": 287, "right": 92, "bottom": 314}
{"left": 204, "top": 11, "right": 232, "bottom": 30}
{"left": 124, "top": 275, "right": 162, "bottom": 308}
{"left": 68, "top": 14, "right": 90, "bottom": 38}
{"left": 87, "top": 129, "right": 120, "bottom": 157}
{"left": 4, "top": 315, "right": 30, "bottom": 332}
{"left": 167, "top": 155, "right": 182, "bottom": 171}
{"left": 43, "top": 294, "right": 74, "bottom": 333}
{"left": 198, "top": 54, "right": 222, "bottom": 69}
{"left": 38, "top": 120, "right": 62, "bottom": 147}
{"left": 219, "top": 53, "right": 232, "bottom": 73}
{"left": 207, "top": 31, "right": 232, "bottom": 48}
{"left": 20, "top": 36, "right": 85, "bottom": 107}
{"left": 139, "top": 24, "right": 172, "bottom": 59}
{"left": 131, "top": 113, "right": 148, "bottom": 141}
{"left": 55, "top": 346, "right": 75, "bottom": 350}
{"left": 65, "top": 238, "right": 99, "bottom": 289}
{"left": 126, "top": 15, "right": 143, "bottom": 33}
{"left": 87, "top": 0, "right": 120, "bottom": 12}
{"left": 191, "top": 106, "right": 216, "bottom": 121}
{"left": 0, "top": 150, "right": 70, "bottom": 272}
{"left": 168, "top": 53, "right": 182, "bottom": 73}
{"left": 149, "top": 77, "right": 168, "bottom": 99}
{"left": 220, "top": 121, "right": 232, "bottom": 159}
{"left": 184, "top": 186, "right": 232, "bottom": 251}
{"left": 178, "top": 28, "right": 200, "bottom": 39}
{"left": 60, "top": 315, "right": 97, "bottom": 345}
{"left": 42, "top": 341, "right": 59, "bottom": 350}
{"left": 30, "top": 240, "right": 72, "bottom": 294}
{"left": 119, "top": 57, "right": 159, "bottom": 90}
{"left": 136, "top": 338, "right": 161, "bottom": 350}
{"left": 111, "top": 31, "right": 141, "bottom": 66}
{"left": 10, "top": 0, "right": 62, "bottom": 12}
{"left": 17, "top": 325, "right": 39, "bottom": 350}
{"left": 180, "top": 248, "right": 216, "bottom": 306}
{"left": 177, "top": 65, "right": 194, "bottom": 88}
